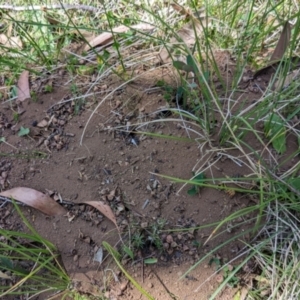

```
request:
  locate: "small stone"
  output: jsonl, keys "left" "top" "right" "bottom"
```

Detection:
{"left": 171, "top": 241, "right": 177, "bottom": 248}
{"left": 83, "top": 237, "right": 91, "bottom": 244}
{"left": 107, "top": 194, "right": 114, "bottom": 201}
{"left": 120, "top": 281, "right": 128, "bottom": 291}
{"left": 166, "top": 235, "right": 173, "bottom": 244}
{"left": 148, "top": 282, "right": 153, "bottom": 288}
{"left": 141, "top": 222, "right": 148, "bottom": 229}
{"left": 163, "top": 243, "right": 169, "bottom": 250}
{"left": 183, "top": 245, "right": 189, "bottom": 251}
{"left": 242, "top": 75, "right": 250, "bottom": 82}
{"left": 115, "top": 288, "right": 123, "bottom": 296}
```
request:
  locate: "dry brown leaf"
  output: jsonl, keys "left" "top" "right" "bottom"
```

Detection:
{"left": 0, "top": 271, "right": 11, "bottom": 280}
{"left": 0, "top": 34, "right": 22, "bottom": 49}
{"left": 37, "top": 119, "right": 49, "bottom": 128}
{"left": 83, "top": 201, "right": 118, "bottom": 228}
{"left": 254, "top": 22, "right": 293, "bottom": 79}
{"left": 83, "top": 24, "right": 155, "bottom": 52}
{"left": 270, "top": 21, "right": 291, "bottom": 62}
{"left": 274, "top": 68, "right": 300, "bottom": 91}
{"left": 0, "top": 187, "right": 66, "bottom": 216}
{"left": 17, "top": 71, "right": 30, "bottom": 102}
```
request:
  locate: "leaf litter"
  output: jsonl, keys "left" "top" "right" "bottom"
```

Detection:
{"left": 16, "top": 70, "right": 30, "bottom": 102}
{"left": 0, "top": 187, "right": 66, "bottom": 216}
{"left": 1, "top": 9, "right": 298, "bottom": 300}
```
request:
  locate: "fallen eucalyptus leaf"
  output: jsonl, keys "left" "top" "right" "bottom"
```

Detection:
{"left": 0, "top": 187, "right": 66, "bottom": 216}
{"left": 83, "top": 201, "right": 118, "bottom": 228}
{"left": 17, "top": 70, "right": 30, "bottom": 102}
{"left": 270, "top": 21, "right": 291, "bottom": 62}
{"left": 84, "top": 24, "right": 155, "bottom": 52}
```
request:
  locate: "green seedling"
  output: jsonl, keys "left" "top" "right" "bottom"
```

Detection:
{"left": 264, "top": 113, "right": 286, "bottom": 154}
{"left": 144, "top": 258, "right": 157, "bottom": 264}
{"left": 122, "top": 245, "right": 134, "bottom": 260}
{"left": 158, "top": 81, "right": 176, "bottom": 103}
{"left": 44, "top": 84, "right": 53, "bottom": 93}
{"left": 13, "top": 112, "right": 19, "bottom": 122}
{"left": 76, "top": 65, "right": 95, "bottom": 76}
{"left": 209, "top": 257, "right": 222, "bottom": 270}
{"left": 187, "top": 172, "right": 205, "bottom": 196}
{"left": 132, "top": 233, "right": 145, "bottom": 249}
{"left": 18, "top": 126, "right": 30, "bottom": 137}
{"left": 288, "top": 177, "right": 300, "bottom": 192}
{"left": 222, "top": 265, "right": 239, "bottom": 288}
{"left": 30, "top": 91, "right": 38, "bottom": 102}
{"left": 192, "top": 240, "right": 201, "bottom": 248}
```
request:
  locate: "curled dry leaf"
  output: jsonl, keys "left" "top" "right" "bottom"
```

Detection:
{"left": 37, "top": 119, "right": 49, "bottom": 128}
{"left": 84, "top": 24, "right": 155, "bottom": 52}
{"left": 17, "top": 70, "right": 30, "bottom": 102}
{"left": 83, "top": 201, "right": 118, "bottom": 228}
{"left": 0, "top": 187, "right": 66, "bottom": 216}
{"left": 270, "top": 21, "right": 291, "bottom": 62}
{"left": 254, "top": 21, "right": 293, "bottom": 80}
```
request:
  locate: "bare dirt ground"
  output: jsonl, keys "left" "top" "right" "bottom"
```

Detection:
{"left": 1, "top": 52, "right": 294, "bottom": 299}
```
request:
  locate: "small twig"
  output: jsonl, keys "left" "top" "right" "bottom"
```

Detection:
{"left": 0, "top": 139, "right": 18, "bottom": 150}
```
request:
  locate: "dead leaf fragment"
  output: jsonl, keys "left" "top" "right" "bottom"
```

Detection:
{"left": 0, "top": 187, "right": 66, "bottom": 216}
{"left": 17, "top": 70, "right": 30, "bottom": 102}
{"left": 83, "top": 201, "right": 118, "bottom": 228}
{"left": 84, "top": 24, "right": 155, "bottom": 52}
{"left": 270, "top": 21, "right": 291, "bottom": 62}
{"left": 0, "top": 34, "right": 22, "bottom": 49}
{"left": 254, "top": 22, "right": 294, "bottom": 80}
{"left": 37, "top": 119, "right": 49, "bottom": 128}
{"left": 0, "top": 270, "right": 11, "bottom": 280}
